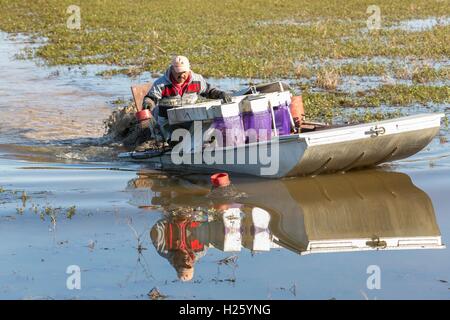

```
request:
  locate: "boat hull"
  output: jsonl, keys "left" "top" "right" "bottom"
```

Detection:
{"left": 119, "top": 113, "right": 443, "bottom": 178}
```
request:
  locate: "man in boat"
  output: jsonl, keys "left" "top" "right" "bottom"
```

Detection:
{"left": 136, "top": 55, "right": 233, "bottom": 151}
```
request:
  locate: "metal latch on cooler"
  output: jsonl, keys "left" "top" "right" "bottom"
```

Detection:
{"left": 365, "top": 125, "right": 386, "bottom": 137}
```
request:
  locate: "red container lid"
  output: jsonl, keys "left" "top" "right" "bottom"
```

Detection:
{"left": 135, "top": 109, "right": 151, "bottom": 122}
{"left": 210, "top": 173, "right": 230, "bottom": 187}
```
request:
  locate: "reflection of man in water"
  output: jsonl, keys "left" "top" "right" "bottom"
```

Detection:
{"left": 149, "top": 206, "right": 274, "bottom": 281}
{"left": 150, "top": 214, "right": 207, "bottom": 282}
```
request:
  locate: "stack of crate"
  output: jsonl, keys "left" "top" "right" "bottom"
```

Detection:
{"left": 167, "top": 100, "right": 246, "bottom": 148}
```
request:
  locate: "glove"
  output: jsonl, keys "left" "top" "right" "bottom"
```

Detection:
{"left": 142, "top": 97, "right": 156, "bottom": 111}
{"left": 221, "top": 92, "right": 233, "bottom": 104}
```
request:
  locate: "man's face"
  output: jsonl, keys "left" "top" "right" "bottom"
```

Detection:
{"left": 173, "top": 249, "right": 194, "bottom": 268}
{"left": 171, "top": 68, "right": 190, "bottom": 84}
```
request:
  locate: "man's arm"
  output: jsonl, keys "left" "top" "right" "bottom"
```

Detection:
{"left": 199, "top": 76, "right": 232, "bottom": 103}
{"left": 142, "top": 83, "right": 162, "bottom": 110}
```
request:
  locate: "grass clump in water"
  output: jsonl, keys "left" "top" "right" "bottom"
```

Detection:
{"left": 315, "top": 67, "right": 341, "bottom": 90}
{"left": 302, "top": 84, "right": 449, "bottom": 122}
{"left": 412, "top": 66, "right": 450, "bottom": 84}
{"left": 373, "top": 84, "right": 450, "bottom": 105}
{"left": 66, "top": 205, "right": 76, "bottom": 219}
{"left": 337, "top": 63, "right": 387, "bottom": 77}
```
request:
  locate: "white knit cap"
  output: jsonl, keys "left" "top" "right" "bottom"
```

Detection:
{"left": 171, "top": 55, "right": 190, "bottom": 73}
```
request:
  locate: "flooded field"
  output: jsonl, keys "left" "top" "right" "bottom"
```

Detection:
{"left": 1, "top": 9, "right": 450, "bottom": 299}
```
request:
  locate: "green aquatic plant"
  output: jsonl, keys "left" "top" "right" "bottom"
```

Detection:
{"left": 301, "top": 83, "right": 448, "bottom": 123}
{"left": 315, "top": 67, "right": 341, "bottom": 91}
{"left": 412, "top": 66, "right": 450, "bottom": 84}
{"left": 338, "top": 63, "right": 387, "bottom": 77}
{"left": 0, "top": 0, "right": 448, "bottom": 78}
{"left": 66, "top": 205, "right": 76, "bottom": 219}
{"left": 373, "top": 85, "right": 450, "bottom": 105}
{"left": 14, "top": 47, "right": 35, "bottom": 60}
{"left": 111, "top": 98, "right": 127, "bottom": 106}
{"left": 443, "top": 115, "right": 449, "bottom": 129}
{"left": 41, "top": 205, "right": 59, "bottom": 229}
{"left": 393, "top": 66, "right": 411, "bottom": 80}
{"left": 148, "top": 287, "right": 167, "bottom": 300}
{"left": 33, "top": 204, "right": 78, "bottom": 229}
{"left": 348, "top": 109, "right": 403, "bottom": 123}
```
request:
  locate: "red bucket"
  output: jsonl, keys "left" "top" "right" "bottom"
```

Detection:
{"left": 135, "top": 109, "right": 152, "bottom": 122}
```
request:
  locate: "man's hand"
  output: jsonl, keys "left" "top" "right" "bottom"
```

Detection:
{"left": 142, "top": 97, "right": 156, "bottom": 111}
{"left": 221, "top": 92, "right": 233, "bottom": 104}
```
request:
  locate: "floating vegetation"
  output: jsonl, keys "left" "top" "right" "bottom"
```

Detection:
{"left": 314, "top": 67, "right": 341, "bottom": 90}
{"left": 97, "top": 66, "right": 145, "bottom": 78}
{"left": 217, "top": 255, "right": 238, "bottom": 266}
{"left": 147, "top": 287, "right": 167, "bottom": 300}
{"left": 443, "top": 116, "right": 449, "bottom": 129}
{"left": 412, "top": 66, "right": 450, "bottom": 84}
{"left": 0, "top": 186, "right": 78, "bottom": 229}
{"left": 303, "top": 84, "right": 449, "bottom": 123}
{"left": 66, "top": 206, "right": 77, "bottom": 219}
{"left": 337, "top": 63, "right": 387, "bottom": 77}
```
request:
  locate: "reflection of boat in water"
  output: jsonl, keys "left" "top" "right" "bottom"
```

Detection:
{"left": 238, "top": 170, "right": 445, "bottom": 254}
{"left": 127, "top": 170, "right": 445, "bottom": 257}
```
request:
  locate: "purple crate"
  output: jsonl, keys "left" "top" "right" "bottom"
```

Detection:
{"left": 212, "top": 115, "right": 246, "bottom": 147}
{"left": 242, "top": 110, "right": 272, "bottom": 143}
{"left": 273, "top": 103, "right": 291, "bottom": 136}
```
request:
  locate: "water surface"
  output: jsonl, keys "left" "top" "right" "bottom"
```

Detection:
{"left": 1, "top": 31, "right": 450, "bottom": 300}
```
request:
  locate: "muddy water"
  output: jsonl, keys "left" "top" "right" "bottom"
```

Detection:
{"left": 0, "top": 33, "right": 115, "bottom": 145}
{"left": 0, "top": 32, "right": 258, "bottom": 162}
{"left": 1, "top": 32, "right": 450, "bottom": 299}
